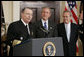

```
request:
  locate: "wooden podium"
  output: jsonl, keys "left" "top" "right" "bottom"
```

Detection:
{"left": 13, "top": 37, "right": 64, "bottom": 56}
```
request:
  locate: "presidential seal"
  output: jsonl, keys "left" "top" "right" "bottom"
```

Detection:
{"left": 43, "top": 42, "right": 56, "bottom": 56}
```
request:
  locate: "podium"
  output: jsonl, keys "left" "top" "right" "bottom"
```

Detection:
{"left": 13, "top": 37, "right": 64, "bottom": 56}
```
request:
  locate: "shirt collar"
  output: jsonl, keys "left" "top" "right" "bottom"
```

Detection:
{"left": 21, "top": 19, "right": 28, "bottom": 26}
{"left": 65, "top": 22, "right": 71, "bottom": 25}
{"left": 41, "top": 19, "right": 48, "bottom": 24}
{"left": 64, "top": 22, "right": 71, "bottom": 28}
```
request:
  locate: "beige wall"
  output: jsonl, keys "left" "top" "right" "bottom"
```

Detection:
{"left": 2, "top": 1, "right": 20, "bottom": 31}
{"left": 13, "top": 1, "right": 20, "bottom": 22}
{"left": 2, "top": 1, "right": 81, "bottom": 30}
{"left": 2, "top": 1, "right": 13, "bottom": 32}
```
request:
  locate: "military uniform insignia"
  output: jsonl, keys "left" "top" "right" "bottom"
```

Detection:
{"left": 50, "top": 27, "right": 52, "bottom": 30}
{"left": 79, "top": 30, "right": 83, "bottom": 34}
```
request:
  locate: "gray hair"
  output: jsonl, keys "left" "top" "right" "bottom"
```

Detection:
{"left": 63, "top": 10, "right": 72, "bottom": 16}
{"left": 41, "top": 7, "right": 51, "bottom": 13}
{"left": 21, "top": 7, "right": 32, "bottom": 13}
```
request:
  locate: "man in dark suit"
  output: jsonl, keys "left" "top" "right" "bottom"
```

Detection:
{"left": 6, "top": 7, "right": 34, "bottom": 56}
{"left": 34, "top": 7, "right": 58, "bottom": 38}
{"left": 57, "top": 10, "right": 78, "bottom": 56}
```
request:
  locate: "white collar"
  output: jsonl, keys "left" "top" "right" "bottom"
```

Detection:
{"left": 65, "top": 22, "right": 71, "bottom": 26}
{"left": 41, "top": 19, "right": 48, "bottom": 30}
{"left": 64, "top": 22, "right": 71, "bottom": 30}
{"left": 21, "top": 19, "right": 28, "bottom": 26}
{"left": 41, "top": 19, "right": 48, "bottom": 24}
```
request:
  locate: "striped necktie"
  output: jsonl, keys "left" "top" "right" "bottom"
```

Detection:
{"left": 44, "top": 22, "right": 47, "bottom": 30}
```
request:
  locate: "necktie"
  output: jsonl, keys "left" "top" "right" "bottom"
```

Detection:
{"left": 26, "top": 25, "right": 30, "bottom": 35}
{"left": 44, "top": 22, "right": 47, "bottom": 30}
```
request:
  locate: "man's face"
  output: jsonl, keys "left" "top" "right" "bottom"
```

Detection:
{"left": 21, "top": 9, "right": 33, "bottom": 23}
{"left": 80, "top": 11, "right": 83, "bottom": 20}
{"left": 63, "top": 12, "right": 71, "bottom": 24}
{"left": 41, "top": 8, "right": 51, "bottom": 21}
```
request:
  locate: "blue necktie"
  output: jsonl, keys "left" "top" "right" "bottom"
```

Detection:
{"left": 44, "top": 22, "right": 47, "bottom": 30}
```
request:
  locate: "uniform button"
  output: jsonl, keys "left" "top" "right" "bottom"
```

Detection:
{"left": 4, "top": 50, "right": 6, "bottom": 52}
{"left": 11, "top": 41, "right": 12, "bottom": 43}
{"left": 50, "top": 27, "right": 52, "bottom": 29}
{"left": 20, "top": 37, "right": 23, "bottom": 40}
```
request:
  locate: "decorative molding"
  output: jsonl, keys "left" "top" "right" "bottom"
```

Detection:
{"left": 13, "top": 1, "right": 21, "bottom": 22}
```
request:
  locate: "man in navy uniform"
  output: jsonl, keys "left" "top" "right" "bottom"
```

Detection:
{"left": 6, "top": 7, "right": 34, "bottom": 56}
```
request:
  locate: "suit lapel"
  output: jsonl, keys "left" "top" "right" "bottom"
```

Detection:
{"left": 19, "top": 20, "right": 29, "bottom": 35}
{"left": 63, "top": 23, "right": 69, "bottom": 43}
{"left": 70, "top": 23, "right": 73, "bottom": 42}
{"left": 48, "top": 20, "right": 51, "bottom": 31}
{"left": 29, "top": 23, "right": 34, "bottom": 36}
{"left": 48, "top": 20, "right": 53, "bottom": 33}
{"left": 63, "top": 23, "right": 73, "bottom": 43}
{"left": 39, "top": 20, "right": 47, "bottom": 31}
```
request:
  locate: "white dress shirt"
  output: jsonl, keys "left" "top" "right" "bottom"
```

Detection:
{"left": 64, "top": 22, "right": 71, "bottom": 42}
{"left": 41, "top": 19, "right": 48, "bottom": 30}
{"left": 21, "top": 19, "right": 30, "bottom": 34}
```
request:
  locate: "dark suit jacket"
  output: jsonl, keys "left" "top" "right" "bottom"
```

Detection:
{"left": 6, "top": 20, "right": 34, "bottom": 56}
{"left": 34, "top": 19, "right": 58, "bottom": 38}
{"left": 79, "top": 24, "right": 83, "bottom": 43}
{"left": 79, "top": 24, "right": 83, "bottom": 54}
{"left": 57, "top": 23, "right": 78, "bottom": 56}
{"left": 6, "top": 20, "right": 34, "bottom": 46}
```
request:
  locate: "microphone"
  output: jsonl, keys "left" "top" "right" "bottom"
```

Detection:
{"left": 45, "top": 30, "right": 50, "bottom": 38}
{"left": 40, "top": 26, "right": 49, "bottom": 33}
{"left": 40, "top": 26, "right": 51, "bottom": 37}
{"left": 40, "top": 26, "right": 50, "bottom": 37}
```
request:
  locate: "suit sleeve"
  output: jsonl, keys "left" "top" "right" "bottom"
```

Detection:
{"left": 74, "top": 24, "right": 79, "bottom": 41}
{"left": 78, "top": 24, "right": 83, "bottom": 42}
{"left": 53, "top": 24, "right": 58, "bottom": 37}
{"left": 57, "top": 24, "right": 60, "bottom": 37}
{"left": 32, "top": 22, "right": 37, "bottom": 38}
{"left": 6, "top": 23, "right": 16, "bottom": 46}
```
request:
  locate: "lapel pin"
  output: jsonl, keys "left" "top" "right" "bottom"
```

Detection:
{"left": 50, "top": 27, "right": 52, "bottom": 29}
